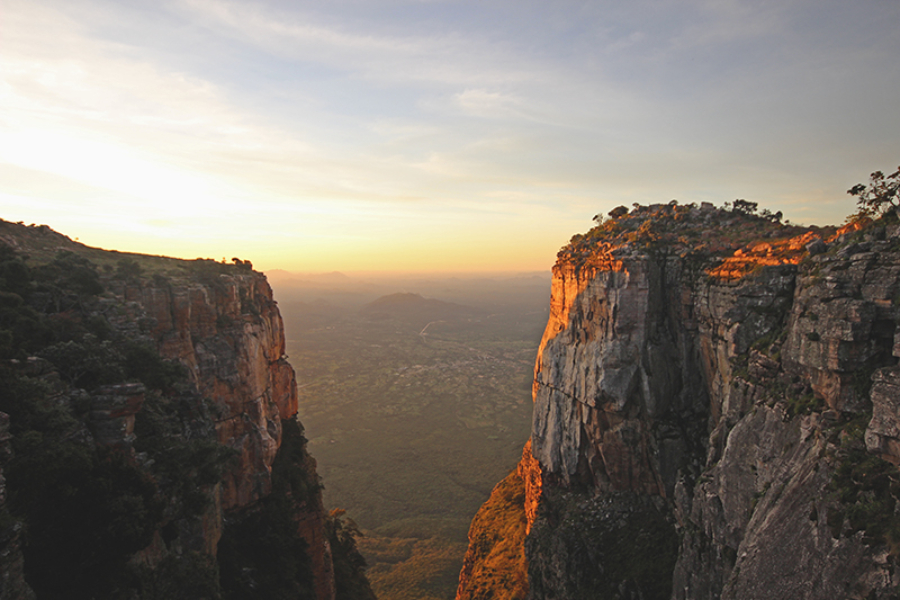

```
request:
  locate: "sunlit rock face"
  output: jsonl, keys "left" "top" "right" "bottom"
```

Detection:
{"left": 460, "top": 204, "right": 900, "bottom": 600}
{"left": 107, "top": 271, "right": 299, "bottom": 509}
{"left": 104, "top": 270, "right": 334, "bottom": 599}
{"left": 531, "top": 256, "right": 709, "bottom": 499}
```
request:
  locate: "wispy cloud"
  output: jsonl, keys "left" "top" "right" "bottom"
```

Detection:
{"left": 2, "top": 0, "right": 899, "bottom": 270}
{"left": 175, "top": 0, "right": 548, "bottom": 88}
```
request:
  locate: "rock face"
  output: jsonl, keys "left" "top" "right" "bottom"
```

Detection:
{"left": 460, "top": 205, "right": 900, "bottom": 600}
{"left": 103, "top": 268, "right": 334, "bottom": 598}
{"left": 0, "top": 219, "right": 344, "bottom": 600}
{"left": 105, "top": 271, "right": 299, "bottom": 510}
{"left": 456, "top": 445, "right": 532, "bottom": 600}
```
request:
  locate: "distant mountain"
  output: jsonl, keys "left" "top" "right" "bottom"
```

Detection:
{"left": 361, "top": 292, "right": 480, "bottom": 322}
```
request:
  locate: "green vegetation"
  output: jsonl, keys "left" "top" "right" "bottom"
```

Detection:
{"left": 526, "top": 489, "right": 678, "bottom": 600}
{"left": 218, "top": 418, "right": 375, "bottom": 600}
{"left": 326, "top": 509, "right": 378, "bottom": 600}
{"left": 362, "top": 534, "right": 466, "bottom": 600}
{"left": 0, "top": 242, "right": 239, "bottom": 599}
{"left": 218, "top": 421, "right": 317, "bottom": 600}
{"left": 0, "top": 232, "right": 353, "bottom": 600}
{"left": 785, "top": 390, "right": 823, "bottom": 417}
{"left": 828, "top": 417, "right": 900, "bottom": 553}
{"left": 566, "top": 201, "right": 821, "bottom": 269}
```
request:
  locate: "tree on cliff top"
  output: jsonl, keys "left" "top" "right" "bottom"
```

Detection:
{"left": 849, "top": 166, "right": 900, "bottom": 217}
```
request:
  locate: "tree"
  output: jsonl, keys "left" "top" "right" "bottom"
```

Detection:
{"left": 731, "top": 199, "right": 758, "bottom": 215}
{"left": 760, "top": 208, "right": 783, "bottom": 223}
{"left": 848, "top": 166, "right": 900, "bottom": 217}
{"left": 115, "top": 257, "right": 143, "bottom": 281}
{"left": 231, "top": 258, "right": 253, "bottom": 271}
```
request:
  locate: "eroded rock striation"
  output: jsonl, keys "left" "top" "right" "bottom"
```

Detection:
{"left": 460, "top": 202, "right": 900, "bottom": 600}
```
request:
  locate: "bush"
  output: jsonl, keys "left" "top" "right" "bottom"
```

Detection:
{"left": 218, "top": 495, "right": 316, "bottom": 600}
{"left": 11, "top": 445, "right": 163, "bottom": 599}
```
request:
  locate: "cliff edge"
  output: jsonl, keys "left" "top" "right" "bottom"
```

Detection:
{"left": 459, "top": 197, "right": 900, "bottom": 600}
{"left": 0, "top": 220, "right": 374, "bottom": 600}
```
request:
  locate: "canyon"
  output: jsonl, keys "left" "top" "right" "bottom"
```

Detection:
{"left": 3, "top": 194, "right": 900, "bottom": 600}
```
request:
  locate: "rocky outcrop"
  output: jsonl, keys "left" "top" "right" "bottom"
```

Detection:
{"left": 103, "top": 271, "right": 299, "bottom": 510}
{"left": 460, "top": 204, "right": 900, "bottom": 600}
{"left": 89, "top": 383, "right": 145, "bottom": 448}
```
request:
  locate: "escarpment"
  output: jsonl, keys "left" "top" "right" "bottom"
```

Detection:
{"left": 103, "top": 263, "right": 299, "bottom": 511}
{"left": 0, "top": 220, "right": 373, "bottom": 600}
{"left": 459, "top": 201, "right": 900, "bottom": 600}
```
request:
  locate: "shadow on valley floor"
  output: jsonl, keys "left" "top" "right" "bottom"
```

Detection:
{"left": 270, "top": 272, "right": 549, "bottom": 600}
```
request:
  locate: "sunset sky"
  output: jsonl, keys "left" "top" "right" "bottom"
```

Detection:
{"left": 2, "top": 0, "right": 899, "bottom": 273}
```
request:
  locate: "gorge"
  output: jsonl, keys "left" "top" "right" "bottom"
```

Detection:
{"left": 2, "top": 187, "right": 900, "bottom": 600}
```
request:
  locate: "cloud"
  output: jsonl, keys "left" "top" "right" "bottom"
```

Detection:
{"left": 454, "top": 89, "right": 526, "bottom": 119}
{"left": 175, "top": 0, "right": 548, "bottom": 88}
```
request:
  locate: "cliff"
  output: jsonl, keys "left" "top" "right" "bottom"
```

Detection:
{"left": 0, "top": 220, "right": 373, "bottom": 600}
{"left": 459, "top": 200, "right": 900, "bottom": 600}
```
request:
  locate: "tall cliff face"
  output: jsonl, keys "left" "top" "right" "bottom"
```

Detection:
{"left": 0, "top": 220, "right": 371, "bottom": 600}
{"left": 102, "top": 269, "right": 337, "bottom": 599}
{"left": 105, "top": 272, "right": 299, "bottom": 510}
{"left": 460, "top": 203, "right": 900, "bottom": 600}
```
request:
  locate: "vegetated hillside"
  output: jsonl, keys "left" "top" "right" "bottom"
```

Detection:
{"left": 458, "top": 175, "right": 900, "bottom": 600}
{"left": 276, "top": 275, "right": 549, "bottom": 600}
{"left": 0, "top": 219, "right": 374, "bottom": 600}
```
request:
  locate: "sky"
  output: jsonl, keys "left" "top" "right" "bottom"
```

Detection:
{"left": 1, "top": 0, "right": 899, "bottom": 273}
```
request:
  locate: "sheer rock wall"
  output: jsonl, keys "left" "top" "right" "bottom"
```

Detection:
{"left": 461, "top": 209, "right": 900, "bottom": 600}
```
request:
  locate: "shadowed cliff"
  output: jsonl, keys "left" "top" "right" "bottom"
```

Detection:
{"left": 0, "top": 219, "right": 374, "bottom": 600}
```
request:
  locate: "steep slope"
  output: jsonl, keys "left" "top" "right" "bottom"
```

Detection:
{"left": 459, "top": 200, "right": 900, "bottom": 600}
{"left": 0, "top": 220, "right": 374, "bottom": 599}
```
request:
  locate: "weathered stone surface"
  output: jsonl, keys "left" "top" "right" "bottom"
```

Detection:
{"left": 865, "top": 367, "right": 900, "bottom": 463}
{"left": 102, "top": 270, "right": 332, "bottom": 600}
{"left": 782, "top": 246, "right": 900, "bottom": 411}
{"left": 89, "top": 383, "right": 145, "bottom": 448}
{"left": 464, "top": 209, "right": 900, "bottom": 600}
{"left": 104, "top": 273, "right": 299, "bottom": 510}
{"left": 532, "top": 256, "right": 709, "bottom": 499}
{"left": 518, "top": 440, "right": 542, "bottom": 533}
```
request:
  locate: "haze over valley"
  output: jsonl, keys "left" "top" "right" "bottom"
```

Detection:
{"left": 270, "top": 271, "right": 550, "bottom": 600}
